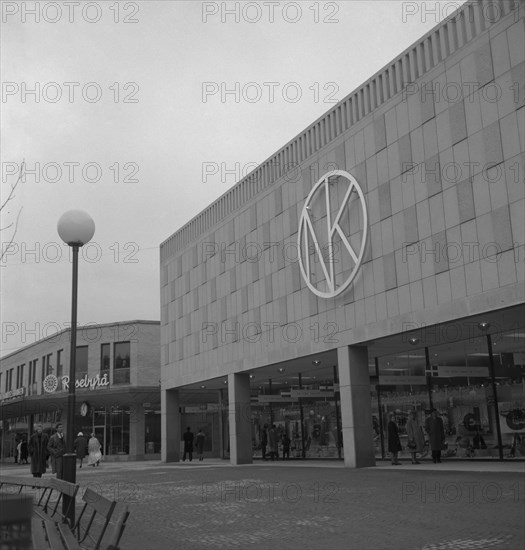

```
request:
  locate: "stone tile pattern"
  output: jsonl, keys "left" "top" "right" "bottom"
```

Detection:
{"left": 160, "top": 9, "right": 525, "bottom": 386}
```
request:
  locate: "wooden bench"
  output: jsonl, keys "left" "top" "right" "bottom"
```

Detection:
{"left": 0, "top": 475, "right": 79, "bottom": 525}
{"left": 72, "top": 487, "right": 129, "bottom": 550}
{"left": 0, "top": 477, "right": 130, "bottom": 550}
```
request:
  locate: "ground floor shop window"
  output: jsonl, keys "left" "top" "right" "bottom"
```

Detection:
{"left": 372, "top": 326, "right": 525, "bottom": 460}
{"left": 89, "top": 406, "right": 130, "bottom": 455}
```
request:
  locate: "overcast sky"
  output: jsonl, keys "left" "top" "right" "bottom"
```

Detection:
{"left": 0, "top": 1, "right": 464, "bottom": 357}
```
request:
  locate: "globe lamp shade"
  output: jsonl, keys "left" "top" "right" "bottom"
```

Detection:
{"left": 57, "top": 210, "right": 95, "bottom": 246}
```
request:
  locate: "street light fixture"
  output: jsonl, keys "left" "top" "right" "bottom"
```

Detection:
{"left": 57, "top": 209, "right": 95, "bottom": 525}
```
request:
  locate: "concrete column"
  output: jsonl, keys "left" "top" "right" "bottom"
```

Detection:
{"left": 338, "top": 345, "right": 375, "bottom": 468}
{"left": 161, "top": 389, "right": 181, "bottom": 462}
{"left": 129, "top": 403, "right": 145, "bottom": 460}
{"left": 227, "top": 372, "right": 252, "bottom": 465}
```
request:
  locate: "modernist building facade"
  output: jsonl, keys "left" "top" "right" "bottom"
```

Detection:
{"left": 0, "top": 321, "right": 160, "bottom": 461}
{"left": 160, "top": 1, "right": 524, "bottom": 466}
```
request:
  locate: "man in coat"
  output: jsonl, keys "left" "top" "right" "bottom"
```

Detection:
{"left": 47, "top": 423, "right": 67, "bottom": 479}
{"left": 426, "top": 409, "right": 446, "bottom": 463}
{"left": 182, "top": 426, "right": 194, "bottom": 461}
{"left": 74, "top": 432, "right": 88, "bottom": 468}
{"left": 28, "top": 424, "right": 49, "bottom": 478}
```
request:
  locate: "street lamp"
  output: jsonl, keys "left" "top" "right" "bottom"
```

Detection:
{"left": 57, "top": 209, "right": 95, "bottom": 525}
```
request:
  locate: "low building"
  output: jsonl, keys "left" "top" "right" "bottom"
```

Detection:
{"left": 0, "top": 320, "right": 160, "bottom": 462}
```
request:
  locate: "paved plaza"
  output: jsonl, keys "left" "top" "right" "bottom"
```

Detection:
{"left": 1, "top": 459, "right": 524, "bottom": 550}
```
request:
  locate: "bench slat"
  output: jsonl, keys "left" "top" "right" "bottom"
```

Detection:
{"left": 58, "top": 522, "right": 82, "bottom": 550}
{"left": 42, "top": 518, "right": 64, "bottom": 550}
{"left": 31, "top": 517, "right": 48, "bottom": 550}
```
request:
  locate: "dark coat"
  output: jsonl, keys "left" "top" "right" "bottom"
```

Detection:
{"left": 20, "top": 440, "right": 29, "bottom": 461}
{"left": 268, "top": 428, "right": 278, "bottom": 452}
{"left": 74, "top": 436, "right": 88, "bottom": 459}
{"left": 47, "top": 433, "right": 66, "bottom": 459}
{"left": 183, "top": 430, "right": 194, "bottom": 451}
{"left": 28, "top": 432, "right": 49, "bottom": 475}
{"left": 387, "top": 420, "right": 402, "bottom": 453}
{"left": 426, "top": 416, "right": 445, "bottom": 451}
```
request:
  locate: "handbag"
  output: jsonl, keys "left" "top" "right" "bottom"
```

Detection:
{"left": 407, "top": 439, "right": 417, "bottom": 450}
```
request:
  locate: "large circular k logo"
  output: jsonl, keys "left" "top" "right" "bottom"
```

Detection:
{"left": 298, "top": 170, "right": 368, "bottom": 299}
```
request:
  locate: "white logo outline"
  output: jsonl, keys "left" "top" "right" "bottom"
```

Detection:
{"left": 297, "top": 170, "right": 368, "bottom": 299}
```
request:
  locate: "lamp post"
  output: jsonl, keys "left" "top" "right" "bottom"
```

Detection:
{"left": 57, "top": 210, "right": 95, "bottom": 525}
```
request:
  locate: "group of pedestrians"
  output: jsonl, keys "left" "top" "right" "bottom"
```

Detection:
{"left": 388, "top": 409, "right": 446, "bottom": 465}
{"left": 260, "top": 424, "right": 292, "bottom": 461}
{"left": 182, "top": 427, "right": 206, "bottom": 461}
{"left": 27, "top": 423, "right": 103, "bottom": 478}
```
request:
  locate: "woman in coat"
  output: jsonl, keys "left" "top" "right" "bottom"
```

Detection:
{"left": 406, "top": 410, "right": 426, "bottom": 464}
{"left": 28, "top": 424, "right": 49, "bottom": 477}
{"left": 74, "top": 432, "right": 88, "bottom": 468}
{"left": 387, "top": 413, "right": 402, "bottom": 465}
{"left": 87, "top": 433, "right": 102, "bottom": 467}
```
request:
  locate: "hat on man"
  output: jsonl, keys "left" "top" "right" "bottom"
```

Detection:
{"left": 77, "top": 432, "right": 83, "bottom": 436}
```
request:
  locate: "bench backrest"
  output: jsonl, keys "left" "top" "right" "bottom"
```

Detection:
{"left": 74, "top": 487, "right": 117, "bottom": 550}
{"left": 104, "top": 506, "right": 130, "bottom": 550}
{"left": 0, "top": 475, "right": 79, "bottom": 522}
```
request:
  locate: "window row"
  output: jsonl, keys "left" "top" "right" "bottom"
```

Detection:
{"left": 1, "top": 342, "right": 131, "bottom": 392}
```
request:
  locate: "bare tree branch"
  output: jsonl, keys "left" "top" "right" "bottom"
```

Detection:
{"left": 0, "top": 161, "right": 25, "bottom": 263}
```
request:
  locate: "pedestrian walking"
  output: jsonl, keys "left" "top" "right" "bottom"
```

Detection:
{"left": 74, "top": 432, "right": 88, "bottom": 468}
{"left": 87, "top": 433, "right": 102, "bottom": 467}
{"left": 261, "top": 424, "right": 268, "bottom": 460}
{"left": 406, "top": 410, "right": 425, "bottom": 464}
{"left": 268, "top": 425, "right": 279, "bottom": 461}
{"left": 16, "top": 440, "right": 22, "bottom": 464}
{"left": 426, "top": 409, "right": 446, "bottom": 463}
{"left": 281, "top": 433, "right": 291, "bottom": 460}
{"left": 20, "top": 436, "right": 29, "bottom": 464}
{"left": 194, "top": 429, "right": 205, "bottom": 461}
{"left": 28, "top": 424, "right": 49, "bottom": 478}
{"left": 182, "top": 427, "right": 194, "bottom": 461}
{"left": 47, "top": 423, "right": 67, "bottom": 479}
{"left": 387, "top": 413, "right": 402, "bottom": 465}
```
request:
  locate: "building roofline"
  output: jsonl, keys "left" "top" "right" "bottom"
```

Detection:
{"left": 159, "top": 0, "right": 521, "bottom": 262}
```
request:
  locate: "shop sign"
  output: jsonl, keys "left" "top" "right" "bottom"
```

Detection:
{"left": 257, "top": 395, "right": 297, "bottom": 403}
{"left": 438, "top": 366, "right": 489, "bottom": 378}
{"left": 43, "top": 373, "right": 110, "bottom": 393}
{"left": 380, "top": 376, "right": 427, "bottom": 386}
{"left": 290, "top": 389, "right": 334, "bottom": 398}
{"left": 298, "top": 170, "right": 368, "bottom": 299}
{"left": 0, "top": 387, "right": 25, "bottom": 401}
